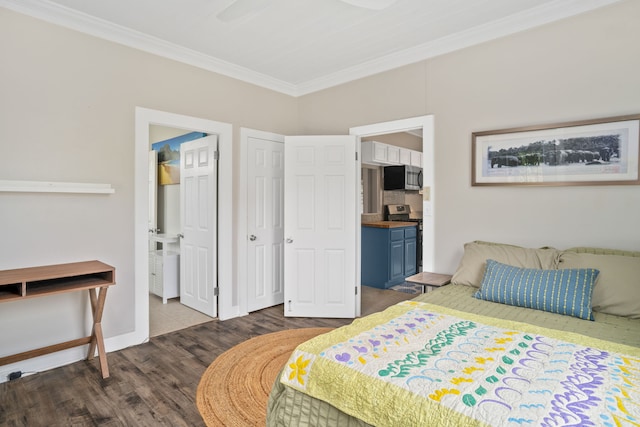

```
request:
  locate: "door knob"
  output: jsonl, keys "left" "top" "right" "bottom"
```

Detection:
{"left": 286, "top": 238, "right": 294, "bottom": 244}
{"left": 177, "top": 233, "right": 184, "bottom": 238}
{"left": 249, "top": 235, "right": 257, "bottom": 241}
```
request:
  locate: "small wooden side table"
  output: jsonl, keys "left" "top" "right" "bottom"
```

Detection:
{"left": 405, "top": 272, "right": 452, "bottom": 293}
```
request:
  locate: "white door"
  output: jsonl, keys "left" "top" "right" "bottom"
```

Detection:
{"left": 247, "top": 137, "right": 285, "bottom": 312}
{"left": 180, "top": 135, "right": 218, "bottom": 317}
{"left": 284, "top": 135, "right": 358, "bottom": 318}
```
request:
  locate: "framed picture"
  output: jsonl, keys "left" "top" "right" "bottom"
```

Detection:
{"left": 151, "top": 132, "right": 207, "bottom": 185}
{"left": 472, "top": 114, "right": 640, "bottom": 186}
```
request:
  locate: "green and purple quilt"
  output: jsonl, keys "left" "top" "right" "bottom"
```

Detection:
{"left": 280, "top": 301, "right": 640, "bottom": 426}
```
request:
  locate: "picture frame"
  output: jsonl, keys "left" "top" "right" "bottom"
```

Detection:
{"left": 471, "top": 114, "right": 640, "bottom": 186}
{"left": 151, "top": 131, "right": 207, "bottom": 185}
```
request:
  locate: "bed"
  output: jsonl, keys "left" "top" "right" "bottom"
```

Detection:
{"left": 267, "top": 242, "right": 640, "bottom": 426}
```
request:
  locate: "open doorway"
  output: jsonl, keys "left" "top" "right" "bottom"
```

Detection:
{"left": 147, "top": 126, "right": 214, "bottom": 336}
{"left": 350, "top": 115, "right": 435, "bottom": 310}
{"left": 350, "top": 116, "right": 434, "bottom": 310}
{"left": 359, "top": 130, "right": 424, "bottom": 292}
{"left": 133, "top": 108, "right": 235, "bottom": 345}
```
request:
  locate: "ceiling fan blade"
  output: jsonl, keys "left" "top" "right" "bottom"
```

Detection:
{"left": 217, "top": 0, "right": 269, "bottom": 23}
{"left": 339, "top": 0, "right": 398, "bottom": 10}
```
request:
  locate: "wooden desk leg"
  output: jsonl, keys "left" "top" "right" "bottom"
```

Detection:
{"left": 87, "top": 287, "right": 110, "bottom": 379}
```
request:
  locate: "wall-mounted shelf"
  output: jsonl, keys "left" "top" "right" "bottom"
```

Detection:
{"left": 0, "top": 180, "right": 115, "bottom": 194}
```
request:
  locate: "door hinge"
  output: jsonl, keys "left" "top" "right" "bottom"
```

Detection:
{"left": 355, "top": 152, "right": 358, "bottom": 161}
{"left": 214, "top": 150, "right": 219, "bottom": 160}
{"left": 355, "top": 286, "right": 358, "bottom": 295}
{"left": 214, "top": 287, "right": 219, "bottom": 296}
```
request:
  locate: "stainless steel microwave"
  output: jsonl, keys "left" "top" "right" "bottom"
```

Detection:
{"left": 383, "top": 165, "right": 422, "bottom": 191}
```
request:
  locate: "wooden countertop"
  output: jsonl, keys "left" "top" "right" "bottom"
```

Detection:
{"left": 362, "top": 221, "right": 417, "bottom": 228}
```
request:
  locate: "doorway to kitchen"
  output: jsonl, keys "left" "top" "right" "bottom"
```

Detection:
{"left": 351, "top": 115, "right": 435, "bottom": 276}
{"left": 360, "top": 132, "right": 424, "bottom": 276}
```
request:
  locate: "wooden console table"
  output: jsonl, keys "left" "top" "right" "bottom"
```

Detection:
{"left": 0, "top": 261, "right": 115, "bottom": 378}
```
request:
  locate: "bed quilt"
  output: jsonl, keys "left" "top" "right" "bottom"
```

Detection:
{"left": 280, "top": 300, "right": 640, "bottom": 427}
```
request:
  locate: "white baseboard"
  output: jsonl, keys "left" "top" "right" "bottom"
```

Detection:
{"left": 0, "top": 330, "right": 148, "bottom": 384}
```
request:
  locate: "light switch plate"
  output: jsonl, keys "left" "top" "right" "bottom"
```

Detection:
{"left": 423, "top": 186, "right": 431, "bottom": 201}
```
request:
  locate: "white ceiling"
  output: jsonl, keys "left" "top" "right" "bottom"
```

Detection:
{"left": 1, "top": 0, "right": 621, "bottom": 96}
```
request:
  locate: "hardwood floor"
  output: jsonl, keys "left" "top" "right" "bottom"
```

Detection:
{"left": 0, "top": 287, "right": 414, "bottom": 427}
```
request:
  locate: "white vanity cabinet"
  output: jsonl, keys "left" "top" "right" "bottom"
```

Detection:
{"left": 149, "top": 234, "right": 180, "bottom": 303}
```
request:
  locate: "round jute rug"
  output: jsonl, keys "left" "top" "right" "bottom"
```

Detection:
{"left": 196, "top": 327, "right": 332, "bottom": 426}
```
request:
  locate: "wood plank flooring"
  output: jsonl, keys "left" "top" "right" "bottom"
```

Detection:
{"left": 0, "top": 287, "right": 414, "bottom": 427}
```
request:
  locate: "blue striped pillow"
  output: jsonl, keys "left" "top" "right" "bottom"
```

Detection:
{"left": 474, "top": 259, "right": 599, "bottom": 320}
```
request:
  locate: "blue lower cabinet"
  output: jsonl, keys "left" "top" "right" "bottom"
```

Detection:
{"left": 361, "top": 224, "right": 418, "bottom": 289}
{"left": 389, "top": 240, "right": 405, "bottom": 283}
{"left": 404, "top": 226, "right": 417, "bottom": 276}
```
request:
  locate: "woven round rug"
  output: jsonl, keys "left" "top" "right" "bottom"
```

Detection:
{"left": 196, "top": 327, "right": 332, "bottom": 426}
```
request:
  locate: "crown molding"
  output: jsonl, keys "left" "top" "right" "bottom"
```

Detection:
{"left": 0, "top": 0, "right": 299, "bottom": 96}
{"left": 294, "top": 0, "right": 622, "bottom": 96}
{"left": 1, "top": 0, "right": 622, "bottom": 97}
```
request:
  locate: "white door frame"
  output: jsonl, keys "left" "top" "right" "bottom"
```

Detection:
{"left": 350, "top": 115, "right": 435, "bottom": 274}
{"left": 134, "top": 107, "right": 235, "bottom": 344}
{"left": 236, "top": 116, "right": 434, "bottom": 318}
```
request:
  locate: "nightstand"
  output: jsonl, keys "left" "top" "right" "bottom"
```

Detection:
{"left": 405, "top": 272, "right": 452, "bottom": 293}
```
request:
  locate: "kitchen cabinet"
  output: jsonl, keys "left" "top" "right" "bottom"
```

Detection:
{"left": 362, "top": 141, "right": 394, "bottom": 165}
{"left": 410, "top": 150, "right": 423, "bottom": 167}
{"left": 399, "top": 147, "right": 422, "bottom": 167}
{"left": 362, "top": 141, "right": 423, "bottom": 168}
{"left": 399, "top": 148, "right": 411, "bottom": 165}
{"left": 361, "top": 223, "right": 417, "bottom": 289}
{"left": 386, "top": 145, "right": 400, "bottom": 164}
{"left": 149, "top": 234, "right": 179, "bottom": 303}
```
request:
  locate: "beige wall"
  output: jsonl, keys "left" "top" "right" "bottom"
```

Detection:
{"left": 1, "top": 0, "right": 639, "bottom": 378}
{"left": 299, "top": 0, "right": 640, "bottom": 273}
{"left": 0, "top": 7, "right": 297, "bottom": 375}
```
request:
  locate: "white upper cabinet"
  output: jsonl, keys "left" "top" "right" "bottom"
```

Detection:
{"left": 410, "top": 150, "right": 423, "bottom": 167}
{"left": 362, "top": 141, "right": 396, "bottom": 165}
{"left": 399, "top": 148, "right": 411, "bottom": 165}
{"left": 387, "top": 145, "right": 400, "bottom": 164}
{"left": 362, "top": 141, "right": 422, "bottom": 167}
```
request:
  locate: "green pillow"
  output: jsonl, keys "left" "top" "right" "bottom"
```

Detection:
{"left": 559, "top": 251, "right": 640, "bottom": 318}
{"left": 474, "top": 259, "right": 599, "bottom": 320}
{"left": 451, "top": 241, "right": 560, "bottom": 288}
